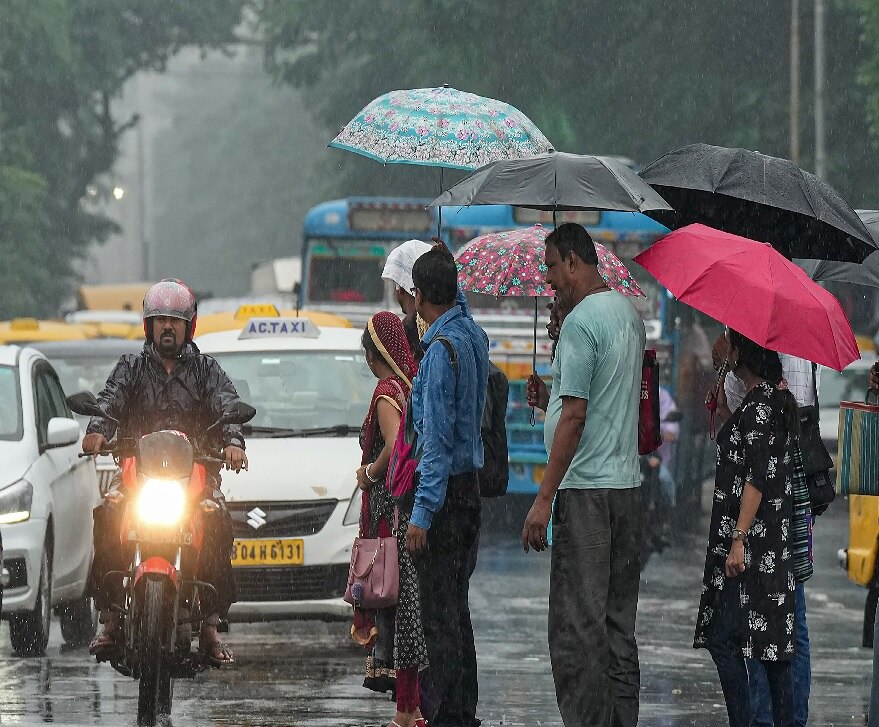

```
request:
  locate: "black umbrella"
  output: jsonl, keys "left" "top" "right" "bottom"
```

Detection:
{"left": 796, "top": 210, "right": 879, "bottom": 287}
{"left": 429, "top": 152, "right": 672, "bottom": 213}
{"left": 639, "top": 143, "right": 876, "bottom": 263}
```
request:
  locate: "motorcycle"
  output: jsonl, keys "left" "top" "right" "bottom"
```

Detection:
{"left": 67, "top": 391, "right": 255, "bottom": 727}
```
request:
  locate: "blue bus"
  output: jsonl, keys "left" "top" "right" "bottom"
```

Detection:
{"left": 299, "top": 196, "right": 671, "bottom": 495}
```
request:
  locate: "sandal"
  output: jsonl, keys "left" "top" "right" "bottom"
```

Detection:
{"left": 200, "top": 639, "right": 234, "bottom": 667}
{"left": 89, "top": 613, "right": 121, "bottom": 656}
{"left": 88, "top": 630, "right": 119, "bottom": 656}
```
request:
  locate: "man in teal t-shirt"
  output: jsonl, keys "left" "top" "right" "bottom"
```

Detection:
{"left": 523, "top": 223, "right": 646, "bottom": 727}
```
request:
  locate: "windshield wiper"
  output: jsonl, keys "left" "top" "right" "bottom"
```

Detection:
{"left": 242, "top": 424, "right": 358, "bottom": 438}
{"left": 293, "top": 424, "right": 359, "bottom": 438}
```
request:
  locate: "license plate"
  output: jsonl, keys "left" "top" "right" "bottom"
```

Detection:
{"left": 533, "top": 465, "right": 546, "bottom": 484}
{"left": 231, "top": 538, "right": 304, "bottom": 567}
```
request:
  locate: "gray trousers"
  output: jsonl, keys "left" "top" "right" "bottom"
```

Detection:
{"left": 549, "top": 487, "right": 644, "bottom": 727}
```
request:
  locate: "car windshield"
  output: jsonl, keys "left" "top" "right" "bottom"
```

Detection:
{"left": 209, "top": 350, "right": 375, "bottom": 434}
{"left": 0, "top": 365, "right": 23, "bottom": 441}
{"left": 47, "top": 354, "right": 123, "bottom": 397}
{"left": 819, "top": 362, "right": 873, "bottom": 407}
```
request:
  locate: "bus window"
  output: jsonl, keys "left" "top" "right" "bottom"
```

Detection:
{"left": 306, "top": 240, "right": 385, "bottom": 303}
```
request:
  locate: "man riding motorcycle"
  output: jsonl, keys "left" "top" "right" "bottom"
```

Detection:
{"left": 83, "top": 279, "right": 247, "bottom": 665}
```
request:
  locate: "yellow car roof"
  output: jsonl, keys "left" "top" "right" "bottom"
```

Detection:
{"left": 0, "top": 318, "right": 90, "bottom": 343}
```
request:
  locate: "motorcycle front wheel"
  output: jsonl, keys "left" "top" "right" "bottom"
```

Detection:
{"left": 137, "top": 578, "right": 172, "bottom": 726}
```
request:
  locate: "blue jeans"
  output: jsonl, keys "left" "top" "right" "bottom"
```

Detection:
{"left": 748, "top": 581, "right": 809, "bottom": 727}
{"left": 708, "top": 579, "right": 794, "bottom": 727}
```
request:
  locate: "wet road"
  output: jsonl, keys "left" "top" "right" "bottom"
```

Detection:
{"left": 0, "top": 493, "right": 872, "bottom": 726}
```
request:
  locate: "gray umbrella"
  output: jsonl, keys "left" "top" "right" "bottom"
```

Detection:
{"left": 428, "top": 152, "right": 672, "bottom": 213}
{"left": 795, "top": 210, "right": 879, "bottom": 286}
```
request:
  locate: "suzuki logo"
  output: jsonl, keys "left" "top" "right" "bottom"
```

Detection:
{"left": 247, "top": 507, "right": 267, "bottom": 530}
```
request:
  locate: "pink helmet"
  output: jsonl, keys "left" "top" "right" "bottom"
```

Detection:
{"left": 142, "top": 279, "right": 198, "bottom": 341}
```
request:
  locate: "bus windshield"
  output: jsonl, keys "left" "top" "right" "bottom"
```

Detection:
{"left": 306, "top": 239, "right": 386, "bottom": 303}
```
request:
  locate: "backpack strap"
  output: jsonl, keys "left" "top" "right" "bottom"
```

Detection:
{"left": 432, "top": 335, "right": 459, "bottom": 377}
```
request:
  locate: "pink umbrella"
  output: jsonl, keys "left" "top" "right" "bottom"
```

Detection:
{"left": 633, "top": 224, "right": 859, "bottom": 371}
{"left": 455, "top": 224, "right": 645, "bottom": 298}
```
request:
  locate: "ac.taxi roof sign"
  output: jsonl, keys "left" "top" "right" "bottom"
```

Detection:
{"left": 238, "top": 317, "right": 320, "bottom": 340}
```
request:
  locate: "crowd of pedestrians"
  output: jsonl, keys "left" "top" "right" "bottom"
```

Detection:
{"left": 347, "top": 223, "right": 839, "bottom": 727}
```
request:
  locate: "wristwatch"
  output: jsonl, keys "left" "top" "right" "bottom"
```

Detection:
{"left": 731, "top": 528, "right": 748, "bottom": 543}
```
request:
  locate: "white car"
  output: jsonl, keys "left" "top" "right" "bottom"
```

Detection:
{"left": 0, "top": 345, "right": 100, "bottom": 655}
{"left": 195, "top": 321, "right": 372, "bottom": 622}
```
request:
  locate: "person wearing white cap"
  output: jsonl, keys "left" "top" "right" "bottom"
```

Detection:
{"left": 382, "top": 239, "right": 433, "bottom": 357}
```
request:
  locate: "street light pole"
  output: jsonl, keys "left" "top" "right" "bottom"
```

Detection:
{"left": 814, "top": 0, "right": 827, "bottom": 178}
{"left": 790, "top": 0, "right": 801, "bottom": 164}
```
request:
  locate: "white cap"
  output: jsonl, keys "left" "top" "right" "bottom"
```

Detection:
{"left": 382, "top": 239, "right": 433, "bottom": 293}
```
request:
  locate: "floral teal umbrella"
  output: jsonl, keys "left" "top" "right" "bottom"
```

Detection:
{"left": 329, "top": 85, "right": 553, "bottom": 171}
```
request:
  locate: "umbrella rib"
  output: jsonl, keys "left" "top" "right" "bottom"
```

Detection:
{"left": 712, "top": 148, "right": 739, "bottom": 193}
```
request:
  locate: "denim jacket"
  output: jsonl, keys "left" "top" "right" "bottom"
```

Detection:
{"left": 410, "top": 296, "right": 489, "bottom": 530}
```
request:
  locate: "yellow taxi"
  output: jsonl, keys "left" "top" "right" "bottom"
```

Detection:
{"left": 0, "top": 319, "right": 89, "bottom": 344}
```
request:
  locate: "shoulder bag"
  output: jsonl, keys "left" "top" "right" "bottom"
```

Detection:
{"left": 797, "top": 363, "right": 835, "bottom": 515}
{"left": 343, "top": 508, "right": 399, "bottom": 610}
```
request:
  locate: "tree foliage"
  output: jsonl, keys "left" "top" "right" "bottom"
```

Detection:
{"left": 255, "top": 0, "right": 879, "bottom": 207}
{"left": 0, "top": 0, "right": 245, "bottom": 317}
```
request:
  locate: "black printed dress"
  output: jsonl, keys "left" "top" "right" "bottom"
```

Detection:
{"left": 360, "top": 412, "right": 429, "bottom": 686}
{"left": 694, "top": 381, "right": 796, "bottom": 662}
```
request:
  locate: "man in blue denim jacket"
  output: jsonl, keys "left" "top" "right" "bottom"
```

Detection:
{"left": 406, "top": 243, "right": 489, "bottom": 727}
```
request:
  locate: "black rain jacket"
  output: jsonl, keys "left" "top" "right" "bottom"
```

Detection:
{"left": 86, "top": 341, "right": 245, "bottom": 457}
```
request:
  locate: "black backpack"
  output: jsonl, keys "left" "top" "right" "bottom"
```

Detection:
{"left": 479, "top": 362, "right": 509, "bottom": 498}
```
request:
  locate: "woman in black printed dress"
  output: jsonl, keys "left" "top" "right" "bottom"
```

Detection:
{"left": 694, "top": 329, "right": 799, "bottom": 727}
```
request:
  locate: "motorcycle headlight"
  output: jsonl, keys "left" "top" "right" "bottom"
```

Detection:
{"left": 342, "top": 487, "right": 362, "bottom": 526}
{"left": 0, "top": 480, "right": 33, "bottom": 524}
{"left": 137, "top": 479, "right": 186, "bottom": 526}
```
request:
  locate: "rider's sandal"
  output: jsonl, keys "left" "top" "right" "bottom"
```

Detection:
{"left": 201, "top": 640, "right": 235, "bottom": 667}
{"left": 199, "top": 615, "right": 234, "bottom": 666}
{"left": 88, "top": 631, "right": 118, "bottom": 656}
{"left": 88, "top": 612, "right": 121, "bottom": 656}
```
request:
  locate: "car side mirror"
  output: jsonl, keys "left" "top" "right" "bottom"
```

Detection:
{"left": 46, "top": 417, "right": 81, "bottom": 448}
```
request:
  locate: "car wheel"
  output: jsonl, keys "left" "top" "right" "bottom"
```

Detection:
{"left": 9, "top": 544, "right": 52, "bottom": 656}
{"left": 59, "top": 595, "right": 97, "bottom": 649}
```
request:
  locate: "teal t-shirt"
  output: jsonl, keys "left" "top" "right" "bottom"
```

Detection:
{"left": 543, "top": 291, "right": 646, "bottom": 490}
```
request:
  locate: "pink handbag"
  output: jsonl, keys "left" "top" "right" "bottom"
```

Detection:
{"left": 343, "top": 510, "right": 399, "bottom": 610}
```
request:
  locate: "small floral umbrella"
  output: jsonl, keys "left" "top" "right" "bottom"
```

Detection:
{"left": 329, "top": 85, "right": 553, "bottom": 171}
{"left": 456, "top": 224, "right": 644, "bottom": 417}
{"left": 455, "top": 224, "right": 645, "bottom": 298}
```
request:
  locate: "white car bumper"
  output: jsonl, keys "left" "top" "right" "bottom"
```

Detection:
{"left": 228, "top": 597, "right": 350, "bottom": 622}
{"left": 1, "top": 516, "right": 47, "bottom": 615}
{"left": 225, "top": 499, "right": 357, "bottom": 623}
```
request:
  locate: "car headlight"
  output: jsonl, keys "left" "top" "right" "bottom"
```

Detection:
{"left": 0, "top": 480, "right": 33, "bottom": 524}
{"left": 137, "top": 479, "right": 186, "bottom": 526}
{"left": 342, "top": 487, "right": 362, "bottom": 526}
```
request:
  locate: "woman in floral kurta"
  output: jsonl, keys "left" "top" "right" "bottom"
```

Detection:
{"left": 695, "top": 331, "right": 797, "bottom": 727}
